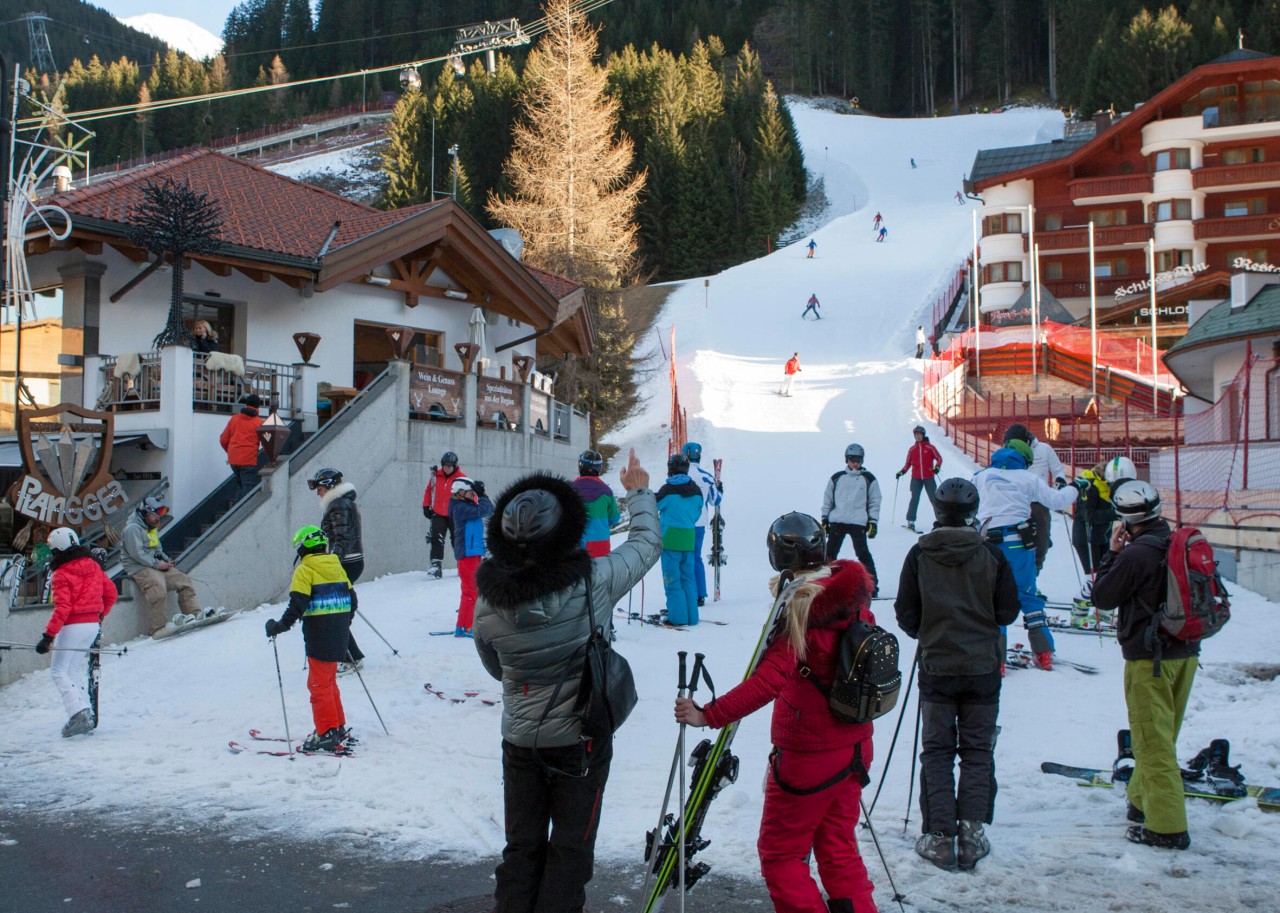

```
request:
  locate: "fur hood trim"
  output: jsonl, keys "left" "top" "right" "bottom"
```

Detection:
{"left": 320, "top": 481, "right": 357, "bottom": 512}
{"left": 770, "top": 560, "right": 874, "bottom": 628}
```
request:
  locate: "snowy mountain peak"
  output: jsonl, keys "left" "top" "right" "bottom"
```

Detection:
{"left": 121, "top": 13, "right": 223, "bottom": 60}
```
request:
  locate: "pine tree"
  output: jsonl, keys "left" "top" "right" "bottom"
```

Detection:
{"left": 487, "top": 0, "right": 645, "bottom": 290}
{"left": 382, "top": 88, "right": 430, "bottom": 208}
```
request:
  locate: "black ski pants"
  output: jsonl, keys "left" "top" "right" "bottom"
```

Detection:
{"left": 917, "top": 671, "right": 1001, "bottom": 837}
{"left": 906, "top": 477, "right": 938, "bottom": 525}
{"left": 495, "top": 738, "right": 612, "bottom": 913}
{"left": 1030, "top": 502, "right": 1052, "bottom": 572}
{"left": 824, "top": 522, "right": 878, "bottom": 590}
{"left": 1072, "top": 513, "right": 1108, "bottom": 577}
{"left": 427, "top": 511, "right": 454, "bottom": 564}
{"left": 341, "top": 557, "right": 364, "bottom": 663}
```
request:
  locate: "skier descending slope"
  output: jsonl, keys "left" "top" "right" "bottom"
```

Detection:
{"left": 973, "top": 441, "right": 1077, "bottom": 670}
{"left": 676, "top": 512, "right": 878, "bottom": 913}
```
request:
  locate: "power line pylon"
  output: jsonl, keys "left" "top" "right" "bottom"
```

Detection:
{"left": 20, "top": 12, "right": 57, "bottom": 75}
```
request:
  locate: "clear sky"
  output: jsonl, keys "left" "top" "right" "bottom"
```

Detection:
{"left": 96, "top": 2, "right": 233, "bottom": 42}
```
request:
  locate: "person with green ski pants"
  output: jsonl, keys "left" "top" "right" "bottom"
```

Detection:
{"left": 1091, "top": 480, "right": 1196, "bottom": 850}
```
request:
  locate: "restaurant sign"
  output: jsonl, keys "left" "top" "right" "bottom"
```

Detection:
{"left": 477, "top": 378, "right": 523, "bottom": 428}
{"left": 15, "top": 404, "right": 127, "bottom": 527}
{"left": 409, "top": 368, "right": 464, "bottom": 418}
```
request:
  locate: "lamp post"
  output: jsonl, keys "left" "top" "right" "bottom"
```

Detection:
{"left": 1088, "top": 220, "right": 1097, "bottom": 401}
{"left": 448, "top": 144, "right": 459, "bottom": 201}
{"left": 972, "top": 208, "right": 981, "bottom": 383}
{"left": 1026, "top": 204, "right": 1038, "bottom": 391}
{"left": 1148, "top": 238, "right": 1158, "bottom": 414}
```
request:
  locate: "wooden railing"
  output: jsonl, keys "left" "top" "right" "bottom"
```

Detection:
{"left": 1042, "top": 276, "right": 1131, "bottom": 299}
{"left": 1192, "top": 161, "right": 1280, "bottom": 190}
{"left": 1034, "top": 223, "right": 1152, "bottom": 252}
{"left": 1068, "top": 174, "right": 1153, "bottom": 201}
{"left": 1194, "top": 213, "right": 1280, "bottom": 239}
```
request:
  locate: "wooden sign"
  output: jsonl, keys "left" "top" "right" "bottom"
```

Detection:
{"left": 410, "top": 367, "right": 465, "bottom": 418}
{"left": 292, "top": 332, "right": 321, "bottom": 364}
{"left": 14, "top": 404, "right": 127, "bottom": 527}
{"left": 386, "top": 326, "right": 416, "bottom": 360}
{"left": 529, "top": 389, "right": 550, "bottom": 433}
{"left": 477, "top": 378, "right": 522, "bottom": 428}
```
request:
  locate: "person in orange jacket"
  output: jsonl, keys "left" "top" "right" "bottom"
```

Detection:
{"left": 36, "top": 528, "right": 117, "bottom": 738}
{"left": 219, "top": 393, "right": 264, "bottom": 500}
{"left": 896, "top": 425, "right": 943, "bottom": 533}
{"left": 781, "top": 353, "right": 802, "bottom": 397}
{"left": 422, "top": 451, "right": 465, "bottom": 578}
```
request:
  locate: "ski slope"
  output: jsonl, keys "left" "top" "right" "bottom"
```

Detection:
{"left": 3, "top": 101, "right": 1278, "bottom": 912}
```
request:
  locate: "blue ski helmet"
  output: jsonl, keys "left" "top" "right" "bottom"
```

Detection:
{"left": 577, "top": 449, "right": 604, "bottom": 476}
{"left": 682, "top": 442, "right": 702, "bottom": 463}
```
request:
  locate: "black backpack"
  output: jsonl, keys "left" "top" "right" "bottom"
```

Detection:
{"left": 800, "top": 615, "right": 901, "bottom": 724}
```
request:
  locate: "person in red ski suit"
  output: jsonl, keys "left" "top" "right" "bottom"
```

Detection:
{"left": 422, "top": 452, "right": 464, "bottom": 578}
{"left": 895, "top": 425, "right": 943, "bottom": 532}
{"left": 677, "top": 520, "right": 878, "bottom": 913}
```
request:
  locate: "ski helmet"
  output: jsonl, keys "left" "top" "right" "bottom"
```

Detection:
{"left": 767, "top": 512, "right": 826, "bottom": 572}
{"left": 308, "top": 467, "right": 342, "bottom": 491}
{"left": 667, "top": 452, "right": 690, "bottom": 476}
{"left": 137, "top": 496, "right": 166, "bottom": 519}
{"left": 1007, "top": 439, "right": 1034, "bottom": 467}
{"left": 451, "top": 477, "right": 474, "bottom": 496}
{"left": 577, "top": 449, "right": 604, "bottom": 476}
{"left": 912, "top": 425, "right": 926, "bottom": 437}
{"left": 292, "top": 524, "right": 328, "bottom": 553}
{"left": 441, "top": 451, "right": 459, "bottom": 468}
{"left": 682, "top": 442, "right": 703, "bottom": 463}
{"left": 501, "top": 489, "right": 562, "bottom": 544}
{"left": 48, "top": 527, "right": 80, "bottom": 553}
{"left": 844, "top": 443, "right": 865, "bottom": 463}
{"left": 1112, "top": 480, "right": 1161, "bottom": 524}
{"left": 933, "top": 478, "right": 980, "bottom": 527}
{"left": 1103, "top": 456, "right": 1137, "bottom": 485}
{"left": 1003, "top": 423, "right": 1033, "bottom": 445}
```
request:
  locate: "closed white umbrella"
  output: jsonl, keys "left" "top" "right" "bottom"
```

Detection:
{"left": 469, "top": 307, "right": 488, "bottom": 366}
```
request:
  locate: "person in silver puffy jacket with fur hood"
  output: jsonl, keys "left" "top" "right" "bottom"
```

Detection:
{"left": 474, "top": 449, "right": 660, "bottom": 913}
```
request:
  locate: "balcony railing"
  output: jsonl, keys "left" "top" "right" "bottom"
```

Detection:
{"left": 1193, "top": 161, "right": 1280, "bottom": 190}
{"left": 97, "top": 351, "right": 162, "bottom": 410}
{"left": 1194, "top": 213, "right": 1280, "bottom": 240}
{"left": 96, "top": 351, "right": 300, "bottom": 415}
{"left": 1042, "top": 276, "right": 1131, "bottom": 299}
{"left": 1033, "top": 223, "right": 1153, "bottom": 252}
{"left": 1068, "top": 174, "right": 1153, "bottom": 201}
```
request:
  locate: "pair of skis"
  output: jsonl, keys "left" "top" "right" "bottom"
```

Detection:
{"left": 1006, "top": 645, "right": 1099, "bottom": 674}
{"left": 228, "top": 729, "right": 356, "bottom": 758}
{"left": 708, "top": 459, "right": 725, "bottom": 603}
{"left": 638, "top": 570, "right": 800, "bottom": 913}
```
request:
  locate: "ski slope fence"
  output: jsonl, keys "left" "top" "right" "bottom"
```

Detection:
{"left": 926, "top": 258, "right": 971, "bottom": 339}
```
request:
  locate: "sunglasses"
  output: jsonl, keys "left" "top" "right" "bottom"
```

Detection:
{"left": 306, "top": 480, "right": 332, "bottom": 491}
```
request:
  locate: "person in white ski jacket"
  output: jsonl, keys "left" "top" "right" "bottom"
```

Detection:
{"left": 821, "top": 443, "right": 882, "bottom": 594}
{"left": 682, "top": 441, "right": 722, "bottom": 606}
{"left": 973, "top": 440, "right": 1077, "bottom": 670}
{"left": 915, "top": 326, "right": 928, "bottom": 358}
{"left": 1003, "top": 424, "right": 1067, "bottom": 572}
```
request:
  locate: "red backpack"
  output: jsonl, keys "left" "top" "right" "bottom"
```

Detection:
{"left": 1139, "top": 527, "right": 1231, "bottom": 675}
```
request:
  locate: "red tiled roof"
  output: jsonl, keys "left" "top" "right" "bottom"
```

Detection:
{"left": 522, "top": 262, "right": 582, "bottom": 300}
{"left": 50, "top": 149, "right": 380, "bottom": 258}
{"left": 329, "top": 199, "right": 449, "bottom": 248}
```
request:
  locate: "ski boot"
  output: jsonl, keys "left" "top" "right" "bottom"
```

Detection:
{"left": 1184, "top": 739, "right": 1246, "bottom": 797}
{"left": 1096, "top": 607, "right": 1115, "bottom": 629}
{"left": 1069, "top": 604, "right": 1093, "bottom": 628}
{"left": 454, "top": 626, "right": 474, "bottom": 638}
{"left": 338, "top": 726, "right": 360, "bottom": 747}
{"left": 301, "top": 728, "right": 347, "bottom": 753}
{"left": 904, "top": 521, "right": 917, "bottom": 533}
{"left": 61, "top": 709, "right": 94, "bottom": 738}
{"left": 337, "top": 658, "right": 364, "bottom": 676}
{"left": 914, "top": 832, "right": 956, "bottom": 871}
{"left": 1113, "top": 729, "right": 1135, "bottom": 783}
{"left": 957, "top": 820, "right": 990, "bottom": 871}
{"left": 1126, "top": 826, "right": 1190, "bottom": 850}
{"left": 1034, "top": 651, "right": 1053, "bottom": 671}
{"left": 1126, "top": 801, "right": 1145, "bottom": 823}
{"left": 429, "top": 560, "right": 443, "bottom": 579}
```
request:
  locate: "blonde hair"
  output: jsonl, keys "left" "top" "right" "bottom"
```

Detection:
{"left": 192, "top": 319, "right": 218, "bottom": 341}
{"left": 769, "top": 567, "right": 833, "bottom": 662}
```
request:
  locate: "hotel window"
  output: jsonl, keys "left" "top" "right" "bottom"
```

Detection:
{"left": 1087, "top": 209, "right": 1128, "bottom": 227}
{"left": 1043, "top": 262, "right": 1063, "bottom": 280}
{"left": 1242, "top": 80, "right": 1280, "bottom": 123}
{"left": 1150, "top": 199, "right": 1192, "bottom": 221}
{"left": 1222, "top": 147, "right": 1264, "bottom": 165}
{"left": 1156, "top": 250, "right": 1194, "bottom": 272}
{"left": 1152, "top": 148, "right": 1191, "bottom": 171}
{"left": 1093, "top": 259, "right": 1129, "bottom": 278}
{"left": 983, "top": 212, "right": 1023, "bottom": 235}
{"left": 1223, "top": 198, "right": 1266, "bottom": 217}
{"left": 1042, "top": 213, "right": 1063, "bottom": 231}
{"left": 1226, "top": 248, "right": 1268, "bottom": 265}
{"left": 983, "top": 262, "right": 1023, "bottom": 284}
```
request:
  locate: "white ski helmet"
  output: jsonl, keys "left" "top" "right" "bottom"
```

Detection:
{"left": 1103, "top": 456, "right": 1137, "bottom": 484}
{"left": 1112, "top": 480, "right": 1161, "bottom": 524}
{"left": 48, "top": 527, "right": 80, "bottom": 553}
{"left": 451, "top": 477, "right": 474, "bottom": 496}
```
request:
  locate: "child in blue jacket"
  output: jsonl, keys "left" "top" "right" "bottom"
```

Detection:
{"left": 448, "top": 477, "right": 493, "bottom": 637}
{"left": 656, "top": 452, "right": 704, "bottom": 625}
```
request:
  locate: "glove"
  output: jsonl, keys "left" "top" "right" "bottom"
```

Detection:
{"left": 895, "top": 470, "right": 905, "bottom": 479}
{"left": 867, "top": 521, "right": 878, "bottom": 539}
{"left": 932, "top": 464, "right": 941, "bottom": 475}
{"left": 821, "top": 519, "right": 829, "bottom": 533}
{"left": 471, "top": 480, "right": 486, "bottom": 497}
{"left": 35, "top": 633, "right": 54, "bottom": 655}
{"left": 715, "top": 480, "right": 723, "bottom": 493}
{"left": 264, "top": 619, "right": 285, "bottom": 638}
{"left": 423, "top": 505, "right": 432, "bottom": 519}
{"left": 1055, "top": 477, "right": 1068, "bottom": 490}
{"left": 1073, "top": 477, "right": 1091, "bottom": 492}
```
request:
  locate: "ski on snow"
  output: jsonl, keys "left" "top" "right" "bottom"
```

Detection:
{"left": 1006, "top": 646, "right": 1099, "bottom": 674}
{"left": 228, "top": 738, "right": 355, "bottom": 758}
{"left": 615, "top": 609, "right": 727, "bottom": 629}
{"left": 638, "top": 570, "right": 800, "bottom": 913}
{"left": 423, "top": 683, "right": 500, "bottom": 705}
{"left": 1040, "top": 762, "right": 1280, "bottom": 811}
{"left": 710, "top": 459, "right": 725, "bottom": 602}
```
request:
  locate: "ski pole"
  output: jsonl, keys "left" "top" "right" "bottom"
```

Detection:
{"left": 356, "top": 611, "right": 400, "bottom": 657}
{"left": 902, "top": 693, "right": 924, "bottom": 834}
{"left": 865, "top": 647, "right": 919, "bottom": 817}
{"left": 677, "top": 652, "right": 690, "bottom": 913}
{"left": 270, "top": 636, "right": 295, "bottom": 761}
{"left": 348, "top": 651, "right": 390, "bottom": 735}
{"left": 640, "top": 651, "right": 692, "bottom": 908}
{"left": 891, "top": 475, "right": 901, "bottom": 524}
{"left": 1062, "top": 512, "right": 1083, "bottom": 590}
{"left": 0, "top": 641, "right": 127, "bottom": 656}
{"left": 859, "top": 798, "right": 908, "bottom": 913}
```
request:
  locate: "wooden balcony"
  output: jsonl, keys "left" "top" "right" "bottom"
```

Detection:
{"left": 1193, "top": 161, "right": 1280, "bottom": 190}
{"left": 1043, "top": 276, "right": 1130, "bottom": 299}
{"left": 1033, "top": 223, "right": 1152, "bottom": 252}
{"left": 1194, "top": 213, "right": 1280, "bottom": 240}
{"left": 1068, "top": 174, "right": 1153, "bottom": 201}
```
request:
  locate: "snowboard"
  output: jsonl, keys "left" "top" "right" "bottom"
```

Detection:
{"left": 152, "top": 610, "right": 234, "bottom": 640}
{"left": 1040, "top": 762, "right": 1280, "bottom": 812}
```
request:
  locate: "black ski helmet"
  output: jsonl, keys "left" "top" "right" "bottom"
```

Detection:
{"left": 767, "top": 512, "right": 826, "bottom": 572}
{"left": 845, "top": 443, "right": 865, "bottom": 463}
{"left": 501, "top": 488, "right": 563, "bottom": 543}
{"left": 682, "top": 441, "right": 702, "bottom": 463}
{"left": 308, "top": 467, "right": 342, "bottom": 491}
{"left": 934, "top": 478, "right": 980, "bottom": 527}
{"left": 577, "top": 449, "right": 604, "bottom": 476}
{"left": 913, "top": 425, "right": 926, "bottom": 437}
{"left": 667, "top": 452, "right": 691, "bottom": 475}
{"left": 441, "top": 451, "right": 459, "bottom": 468}
{"left": 1003, "top": 423, "right": 1033, "bottom": 445}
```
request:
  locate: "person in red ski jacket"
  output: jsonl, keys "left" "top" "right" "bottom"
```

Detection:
{"left": 896, "top": 425, "right": 943, "bottom": 532}
{"left": 422, "top": 451, "right": 464, "bottom": 578}
{"left": 781, "top": 353, "right": 802, "bottom": 397}
{"left": 36, "top": 528, "right": 117, "bottom": 737}
{"left": 219, "top": 394, "right": 264, "bottom": 500}
{"left": 677, "top": 514, "right": 877, "bottom": 913}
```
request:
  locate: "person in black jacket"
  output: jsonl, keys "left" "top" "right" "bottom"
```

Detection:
{"left": 894, "top": 478, "right": 1021, "bottom": 872}
{"left": 1091, "top": 481, "right": 1195, "bottom": 851}
{"left": 310, "top": 467, "right": 366, "bottom": 675}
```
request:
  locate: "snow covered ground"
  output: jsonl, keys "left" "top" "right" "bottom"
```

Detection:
{"left": 4, "top": 102, "right": 1279, "bottom": 911}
